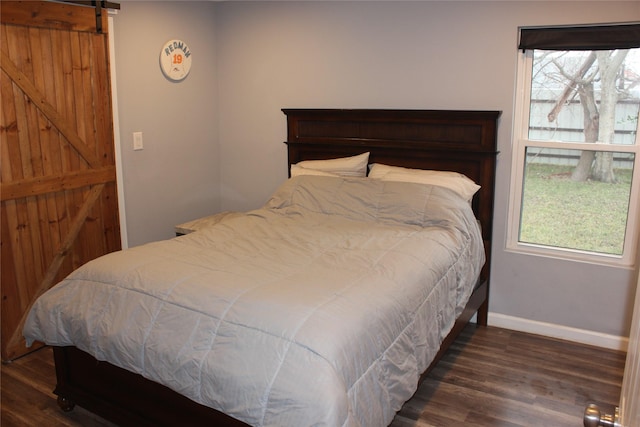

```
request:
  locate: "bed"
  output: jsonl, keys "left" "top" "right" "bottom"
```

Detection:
{"left": 23, "top": 109, "right": 500, "bottom": 427}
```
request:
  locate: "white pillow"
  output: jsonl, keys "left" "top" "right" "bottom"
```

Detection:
{"left": 292, "top": 152, "right": 369, "bottom": 177}
{"left": 368, "top": 163, "right": 480, "bottom": 201}
{"left": 290, "top": 164, "right": 341, "bottom": 177}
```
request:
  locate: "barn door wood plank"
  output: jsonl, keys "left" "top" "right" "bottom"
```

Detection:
{"left": 90, "top": 32, "right": 120, "bottom": 252}
{"left": 40, "top": 28, "right": 68, "bottom": 267}
{"left": 22, "top": 29, "right": 50, "bottom": 294}
{"left": 0, "top": 72, "right": 30, "bottom": 340}
{"left": 7, "top": 64, "right": 38, "bottom": 314}
{"left": 0, "top": 0, "right": 107, "bottom": 33}
{"left": 0, "top": 206, "right": 21, "bottom": 346}
{"left": 49, "top": 27, "right": 73, "bottom": 277}
{"left": 30, "top": 26, "right": 61, "bottom": 275}
{"left": 1, "top": 167, "right": 117, "bottom": 201}
{"left": 92, "top": 32, "right": 114, "bottom": 164}
{"left": 74, "top": 31, "right": 103, "bottom": 262}
{"left": 70, "top": 31, "right": 89, "bottom": 164}
{"left": 29, "top": 27, "right": 54, "bottom": 270}
{"left": 0, "top": 45, "right": 31, "bottom": 336}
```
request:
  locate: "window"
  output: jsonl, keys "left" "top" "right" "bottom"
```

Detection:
{"left": 508, "top": 23, "right": 640, "bottom": 266}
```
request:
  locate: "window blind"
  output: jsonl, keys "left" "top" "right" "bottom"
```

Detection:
{"left": 518, "top": 22, "right": 640, "bottom": 51}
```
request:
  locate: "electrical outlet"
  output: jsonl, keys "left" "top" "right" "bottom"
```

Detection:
{"left": 133, "top": 132, "right": 144, "bottom": 151}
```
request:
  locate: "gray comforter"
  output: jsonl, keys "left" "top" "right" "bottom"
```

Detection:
{"left": 24, "top": 175, "right": 484, "bottom": 427}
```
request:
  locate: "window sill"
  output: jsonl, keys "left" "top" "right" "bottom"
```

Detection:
{"left": 504, "top": 242, "right": 636, "bottom": 269}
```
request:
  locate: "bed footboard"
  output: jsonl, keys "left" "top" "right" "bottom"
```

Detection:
{"left": 52, "top": 346, "right": 248, "bottom": 427}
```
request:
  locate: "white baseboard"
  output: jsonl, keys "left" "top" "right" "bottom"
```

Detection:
{"left": 488, "top": 312, "right": 629, "bottom": 352}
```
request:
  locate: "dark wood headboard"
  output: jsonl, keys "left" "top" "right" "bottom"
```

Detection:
{"left": 282, "top": 109, "right": 501, "bottom": 244}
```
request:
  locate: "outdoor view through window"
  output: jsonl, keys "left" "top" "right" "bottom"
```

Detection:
{"left": 518, "top": 48, "right": 640, "bottom": 259}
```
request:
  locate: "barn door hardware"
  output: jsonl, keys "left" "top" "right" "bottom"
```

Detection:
{"left": 92, "top": 0, "right": 103, "bottom": 33}
{"left": 61, "top": 1, "right": 121, "bottom": 34}
{"left": 584, "top": 403, "right": 619, "bottom": 427}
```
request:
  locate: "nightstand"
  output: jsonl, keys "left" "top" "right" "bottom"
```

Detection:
{"left": 175, "top": 211, "right": 242, "bottom": 236}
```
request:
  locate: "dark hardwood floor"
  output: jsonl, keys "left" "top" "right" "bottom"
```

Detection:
{"left": 1, "top": 325, "right": 625, "bottom": 427}
{"left": 391, "top": 325, "right": 624, "bottom": 427}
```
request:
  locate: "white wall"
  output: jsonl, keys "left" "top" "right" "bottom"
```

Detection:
{"left": 111, "top": 1, "right": 639, "bottom": 343}
{"left": 214, "top": 1, "right": 640, "bottom": 343}
{"left": 112, "top": 1, "right": 219, "bottom": 246}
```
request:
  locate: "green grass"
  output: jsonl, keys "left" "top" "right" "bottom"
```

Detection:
{"left": 519, "top": 163, "right": 632, "bottom": 255}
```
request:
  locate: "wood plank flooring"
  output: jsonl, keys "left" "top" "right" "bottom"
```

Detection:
{"left": 1, "top": 325, "right": 625, "bottom": 427}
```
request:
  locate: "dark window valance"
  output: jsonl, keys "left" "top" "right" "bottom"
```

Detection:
{"left": 518, "top": 22, "right": 640, "bottom": 51}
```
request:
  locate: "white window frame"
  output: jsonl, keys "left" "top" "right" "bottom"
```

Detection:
{"left": 507, "top": 49, "right": 640, "bottom": 267}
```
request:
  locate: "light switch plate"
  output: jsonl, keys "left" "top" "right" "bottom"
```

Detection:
{"left": 133, "top": 132, "right": 143, "bottom": 151}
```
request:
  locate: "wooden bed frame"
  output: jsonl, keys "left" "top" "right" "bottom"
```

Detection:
{"left": 51, "top": 109, "right": 501, "bottom": 426}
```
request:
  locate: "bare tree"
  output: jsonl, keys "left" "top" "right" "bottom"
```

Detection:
{"left": 545, "top": 50, "right": 632, "bottom": 183}
{"left": 544, "top": 51, "right": 597, "bottom": 181}
{"left": 571, "top": 80, "right": 598, "bottom": 181}
{"left": 591, "top": 50, "right": 628, "bottom": 183}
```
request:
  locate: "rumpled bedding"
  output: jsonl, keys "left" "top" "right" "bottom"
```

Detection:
{"left": 24, "top": 175, "right": 485, "bottom": 427}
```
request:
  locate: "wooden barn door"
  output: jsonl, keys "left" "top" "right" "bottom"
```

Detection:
{"left": 1, "top": 1, "right": 121, "bottom": 361}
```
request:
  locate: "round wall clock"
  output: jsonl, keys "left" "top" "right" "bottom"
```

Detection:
{"left": 159, "top": 39, "right": 192, "bottom": 82}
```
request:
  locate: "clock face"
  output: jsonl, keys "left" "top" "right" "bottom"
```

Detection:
{"left": 160, "top": 39, "right": 192, "bottom": 82}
